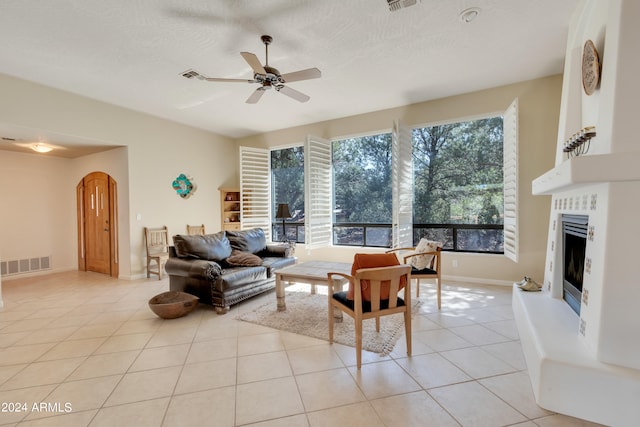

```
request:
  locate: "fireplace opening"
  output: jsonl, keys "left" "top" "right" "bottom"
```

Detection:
{"left": 562, "top": 215, "right": 588, "bottom": 315}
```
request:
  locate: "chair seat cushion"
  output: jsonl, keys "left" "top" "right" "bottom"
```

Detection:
{"left": 412, "top": 267, "right": 437, "bottom": 275}
{"left": 333, "top": 291, "right": 405, "bottom": 312}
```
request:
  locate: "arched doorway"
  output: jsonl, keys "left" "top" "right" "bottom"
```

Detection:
{"left": 76, "top": 172, "right": 119, "bottom": 277}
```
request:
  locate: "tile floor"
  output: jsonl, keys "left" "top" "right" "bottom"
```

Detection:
{"left": 0, "top": 271, "right": 605, "bottom": 427}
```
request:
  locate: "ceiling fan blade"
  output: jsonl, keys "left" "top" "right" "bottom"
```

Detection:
{"left": 280, "top": 67, "right": 321, "bottom": 83}
{"left": 180, "top": 69, "right": 252, "bottom": 83}
{"left": 240, "top": 52, "right": 267, "bottom": 75}
{"left": 277, "top": 85, "right": 310, "bottom": 103}
{"left": 246, "top": 87, "right": 266, "bottom": 104}
{"left": 204, "top": 77, "right": 254, "bottom": 83}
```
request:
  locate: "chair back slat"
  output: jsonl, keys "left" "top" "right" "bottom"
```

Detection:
{"left": 355, "top": 265, "right": 411, "bottom": 314}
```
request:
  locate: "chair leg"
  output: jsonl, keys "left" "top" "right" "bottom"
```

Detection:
{"left": 355, "top": 318, "right": 363, "bottom": 369}
{"left": 146, "top": 258, "right": 151, "bottom": 278}
{"left": 375, "top": 316, "right": 380, "bottom": 332}
{"left": 416, "top": 278, "right": 420, "bottom": 298}
{"left": 404, "top": 309, "right": 412, "bottom": 356}
{"left": 158, "top": 260, "right": 164, "bottom": 280}
{"left": 328, "top": 302, "right": 334, "bottom": 344}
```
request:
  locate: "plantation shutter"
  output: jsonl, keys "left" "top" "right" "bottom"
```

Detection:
{"left": 240, "top": 146, "right": 271, "bottom": 241}
{"left": 392, "top": 120, "right": 413, "bottom": 248}
{"left": 503, "top": 98, "right": 519, "bottom": 262}
{"left": 304, "top": 135, "right": 332, "bottom": 250}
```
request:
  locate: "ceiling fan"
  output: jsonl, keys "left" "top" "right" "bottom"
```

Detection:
{"left": 181, "top": 35, "right": 321, "bottom": 104}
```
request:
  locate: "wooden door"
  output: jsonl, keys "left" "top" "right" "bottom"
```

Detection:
{"left": 77, "top": 172, "right": 119, "bottom": 277}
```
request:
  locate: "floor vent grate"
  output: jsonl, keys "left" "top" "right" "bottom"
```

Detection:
{"left": 1, "top": 256, "right": 51, "bottom": 276}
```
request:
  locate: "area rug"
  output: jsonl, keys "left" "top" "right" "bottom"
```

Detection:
{"left": 237, "top": 288, "right": 420, "bottom": 356}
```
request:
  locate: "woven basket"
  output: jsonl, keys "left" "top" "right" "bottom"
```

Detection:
{"left": 149, "top": 291, "right": 199, "bottom": 319}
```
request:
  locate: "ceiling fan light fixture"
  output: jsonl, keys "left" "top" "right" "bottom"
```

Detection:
{"left": 30, "top": 143, "right": 54, "bottom": 153}
{"left": 459, "top": 7, "right": 481, "bottom": 23}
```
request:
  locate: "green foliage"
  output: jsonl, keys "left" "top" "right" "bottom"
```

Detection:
{"left": 413, "top": 116, "right": 504, "bottom": 224}
{"left": 270, "top": 116, "right": 504, "bottom": 232}
{"left": 271, "top": 147, "right": 304, "bottom": 221}
{"left": 332, "top": 134, "right": 392, "bottom": 223}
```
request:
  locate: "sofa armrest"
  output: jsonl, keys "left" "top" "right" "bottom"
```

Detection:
{"left": 260, "top": 244, "right": 290, "bottom": 258}
{"left": 165, "top": 258, "right": 223, "bottom": 281}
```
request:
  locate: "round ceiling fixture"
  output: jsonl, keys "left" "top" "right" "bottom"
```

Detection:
{"left": 30, "top": 143, "right": 54, "bottom": 153}
{"left": 459, "top": 7, "right": 481, "bottom": 23}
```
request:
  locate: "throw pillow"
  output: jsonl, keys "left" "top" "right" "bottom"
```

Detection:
{"left": 347, "top": 253, "right": 407, "bottom": 301}
{"left": 410, "top": 238, "right": 443, "bottom": 270}
{"left": 283, "top": 241, "right": 296, "bottom": 257}
{"left": 225, "top": 250, "right": 263, "bottom": 267}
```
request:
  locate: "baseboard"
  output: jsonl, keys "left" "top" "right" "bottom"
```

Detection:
{"left": 442, "top": 274, "right": 513, "bottom": 287}
{"left": 0, "top": 267, "right": 75, "bottom": 281}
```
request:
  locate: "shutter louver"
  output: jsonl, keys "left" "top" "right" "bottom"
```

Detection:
{"left": 392, "top": 120, "right": 413, "bottom": 248}
{"left": 503, "top": 98, "right": 519, "bottom": 262}
{"left": 240, "top": 146, "right": 271, "bottom": 241}
{"left": 304, "top": 135, "right": 332, "bottom": 250}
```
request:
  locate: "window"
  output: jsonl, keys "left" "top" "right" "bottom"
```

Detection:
{"left": 258, "top": 99, "right": 518, "bottom": 255}
{"left": 332, "top": 133, "right": 393, "bottom": 247}
{"left": 270, "top": 147, "right": 305, "bottom": 243}
{"left": 412, "top": 116, "right": 505, "bottom": 253}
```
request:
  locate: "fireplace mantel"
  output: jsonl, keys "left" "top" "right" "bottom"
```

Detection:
{"left": 532, "top": 151, "right": 640, "bottom": 195}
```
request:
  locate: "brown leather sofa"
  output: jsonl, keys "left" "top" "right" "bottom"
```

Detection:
{"left": 165, "top": 228, "right": 295, "bottom": 314}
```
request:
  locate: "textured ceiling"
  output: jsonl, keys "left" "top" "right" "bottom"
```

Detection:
{"left": 0, "top": 0, "right": 578, "bottom": 155}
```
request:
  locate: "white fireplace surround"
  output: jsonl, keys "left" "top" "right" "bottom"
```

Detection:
{"left": 512, "top": 1, "right": 640, "bottom": 425}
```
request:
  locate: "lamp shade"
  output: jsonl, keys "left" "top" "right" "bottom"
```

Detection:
{"left": 275, "top": 203, "right": 292, "bottom": 219}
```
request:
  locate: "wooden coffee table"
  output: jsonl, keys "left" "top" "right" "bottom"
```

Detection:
{"left": 275, "top": 261, "right": 352, "bottom": 315}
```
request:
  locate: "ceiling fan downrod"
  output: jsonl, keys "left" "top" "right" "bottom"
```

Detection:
{"left": 261, "top": 35, "right": 272, "bottom": 67}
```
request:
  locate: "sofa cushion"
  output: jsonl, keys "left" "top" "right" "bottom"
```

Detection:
{"left": 225, "top": 250, "right": 263, "bottom": 267}
{"left": 226, "top": 228, "right": 267, "bottom": 254}
{"left": 173, "top": 232, "right": 232, "bottom": 261}
{"left": 214, "top": 266, "right": 267, "bottom": 292}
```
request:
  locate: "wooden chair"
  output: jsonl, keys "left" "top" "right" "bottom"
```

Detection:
{"left": 144, "top": 226, "right": 169, "bottom": 280}
{"left": 186, "top": 224, "right": 205, "bottom": 235}
{"left": 327, "top": 264, "right": 412, "bottom": 369}
{"left": 386, "top": 245, "right": 442, "bottom": 309}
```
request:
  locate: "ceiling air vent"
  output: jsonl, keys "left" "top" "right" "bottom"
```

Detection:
{"left": 387, "top": 0, "right": 418, "bottom": 12}
{"left": 180, "top": 69, "right": 204, "bottom": 80}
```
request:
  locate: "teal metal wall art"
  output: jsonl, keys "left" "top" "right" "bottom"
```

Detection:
{"left": 172, "top": 174, "right": 196, "bottom": 199}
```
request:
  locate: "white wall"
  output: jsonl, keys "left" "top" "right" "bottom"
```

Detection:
{"left": 0, "top": 74, "right": 238, "bottom": 279}
{"left": 237, "top": 75, "right": 563, "bottom": 284}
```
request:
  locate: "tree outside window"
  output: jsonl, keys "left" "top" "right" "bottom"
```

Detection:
{"left": 268, "top": 115, "right": 505, "bottom": 253}
{"left": 412, "top": 117, "right": 504, "bottom": 252}
{"left": 332, "top": 133, "right": 393, "bottom": 247}
{"left": 271, "top": 147, "right": 305, "bottom": 243}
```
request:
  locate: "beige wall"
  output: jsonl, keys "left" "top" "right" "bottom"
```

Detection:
{"left": 237, "top": 75, "right": 562, "bottom": 284}
{"left": 0, "top": 74, "right": 238, "bottom": 279}
{"left": 0, "top": 72, "right": 561, "bottom": 284}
